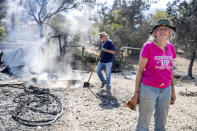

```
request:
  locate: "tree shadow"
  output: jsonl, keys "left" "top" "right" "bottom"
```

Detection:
{"left": 96, "top": 89, "right": 120, "bottom": 109}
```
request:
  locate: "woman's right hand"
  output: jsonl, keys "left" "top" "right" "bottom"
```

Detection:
{"left": 130, "top": 92, "right": 140, "bottom": 105}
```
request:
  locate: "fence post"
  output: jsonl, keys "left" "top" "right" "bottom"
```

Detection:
{"left": 82, "top": 46, "right": 85, "bottom": 71}
{"left": 121, "top": 47, "right": 124, "bottom": 66}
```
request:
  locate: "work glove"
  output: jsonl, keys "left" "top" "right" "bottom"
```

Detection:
{"left": 96, "top": 57, "right": 100, "bottom": 62}
{"left": 100, "top": 47, "right": 106, "bottom": 52}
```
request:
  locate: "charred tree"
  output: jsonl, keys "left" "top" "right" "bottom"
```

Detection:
{"left": 26, "top": 0, "right": 96, "bottom": 38}
{"left": 27, "top": 0, "right": 78, "bottom": 38}
{"left": 188, "top": 40, "right": 197, "bottom": 77}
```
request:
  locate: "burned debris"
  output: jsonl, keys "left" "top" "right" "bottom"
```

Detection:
{"left": 180, "top": 88, "right": 197, "bottom": 97}
{"left": 0, "top": 73, "right": 63, "bottom": 127}
{"left": 11, "top": 85, "right": 63, "bottom": 126}
{"left": 0, "top": 51, "right": 9, "bottom": 73}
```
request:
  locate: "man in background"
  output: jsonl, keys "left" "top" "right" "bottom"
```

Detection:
{"left": 96, "top": 32, "right": 115, "bottom": 91}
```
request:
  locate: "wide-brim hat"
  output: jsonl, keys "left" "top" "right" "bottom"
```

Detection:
{"left": 99, "top": 32, "right": 108, "bottom": 38}
{"left": 150, "top": 18, "right": 176, "bottom": 34}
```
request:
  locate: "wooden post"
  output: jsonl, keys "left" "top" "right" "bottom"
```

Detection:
{"left": 82, "top": 46, "right": 85, "bottom": 71}
{"left": 82, "top": 47, "right": 84, "bottom": 63}
{"left": 58, "top": 35, "right": 63, "bottom": 57}
{"left": 121, "top": 47, "right": 124, "bottom": 64}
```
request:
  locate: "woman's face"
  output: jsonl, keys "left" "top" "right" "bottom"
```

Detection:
{"left": 153, "top": 26, "right": 170, "bottom": 41}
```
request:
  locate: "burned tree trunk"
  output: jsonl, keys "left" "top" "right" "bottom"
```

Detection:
{"left": 58, "top": 35, "right": 63, "bottom": 57}
{"left": 188, "top": 41, "right": 197, "bottom": 77}
{"left": 39, "top": 24, "right": 44, "bottom": 38}
{"left": 62, "top": 33, "right": 69, "bottom": 55}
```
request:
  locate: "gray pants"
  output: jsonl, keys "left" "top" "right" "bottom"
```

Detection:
{"left": 136, "top": 83, "right": 172, "bottom": 131}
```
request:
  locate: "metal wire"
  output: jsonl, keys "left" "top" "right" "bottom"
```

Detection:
{"left": 11, "top": 85, "right": 63, "bottom": 127}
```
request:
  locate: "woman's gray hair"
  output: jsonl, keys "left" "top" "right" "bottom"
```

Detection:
{"left": 148, "top": 28, "right": 176, "bottom": 43}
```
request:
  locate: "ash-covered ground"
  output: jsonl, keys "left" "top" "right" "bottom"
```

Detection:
{"left": 0, "top": 61, "right": 197, "bottom": 131}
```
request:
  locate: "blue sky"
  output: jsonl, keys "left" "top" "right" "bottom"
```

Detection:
{"left": 144, "top": 0, "right": 172, "bottom": 15}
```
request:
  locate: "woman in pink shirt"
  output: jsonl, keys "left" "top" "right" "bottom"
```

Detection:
{"left": 130, "top": 18, "right": 176, "bottom": 131}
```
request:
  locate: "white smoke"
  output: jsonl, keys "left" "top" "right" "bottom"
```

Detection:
{"left": 2, "top": 0, "right": 99, "bottom": 83}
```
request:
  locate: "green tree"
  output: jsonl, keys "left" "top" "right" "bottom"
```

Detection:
{"left": 167, "top": 0, "right": 197, "bottom": 77}
{"left": 0, "top": 0, "right": 6, "bottom": 20}
{"left": 122, "top": 0, "right": 150, "bottom": 28}
{"left": 0, "top": 0, "right": 6, "bottom": 41}
{"left": 112, "top": 0, "right": 122, "bottom": 10}
{"left": 151, "top": 10, "right": 168, "bottom": 23}
{"left": 96, "top": 0, "right": 151, "bottom": 60}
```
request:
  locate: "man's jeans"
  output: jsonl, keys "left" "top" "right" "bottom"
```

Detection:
{"left": 136, "top": 83, "right": 172, "bottom": 131}
{"left": 96, "top": 61, "right": 112, "bottom": 89}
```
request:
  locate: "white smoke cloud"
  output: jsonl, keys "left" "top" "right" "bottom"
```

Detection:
{"left": 2, "top": 0, "right": 99, "bottom": 83}
{"left": 62, "top": 4, "right": 99, "bottom": 46}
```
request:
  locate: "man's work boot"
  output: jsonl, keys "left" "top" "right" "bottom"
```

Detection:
{"left": 100, "top": 82, "right": 106, "bottom": 88}
{"left": 106, "top": 86, "right": 111, "bottom": 91}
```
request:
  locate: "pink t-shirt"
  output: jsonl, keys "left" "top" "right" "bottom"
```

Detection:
{"left": 140, "top": 41, "right": 176, "bottom": 88}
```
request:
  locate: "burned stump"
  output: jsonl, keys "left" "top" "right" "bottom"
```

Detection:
{"left": 0, "top": 51, "right": 9, "bottom": 73}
